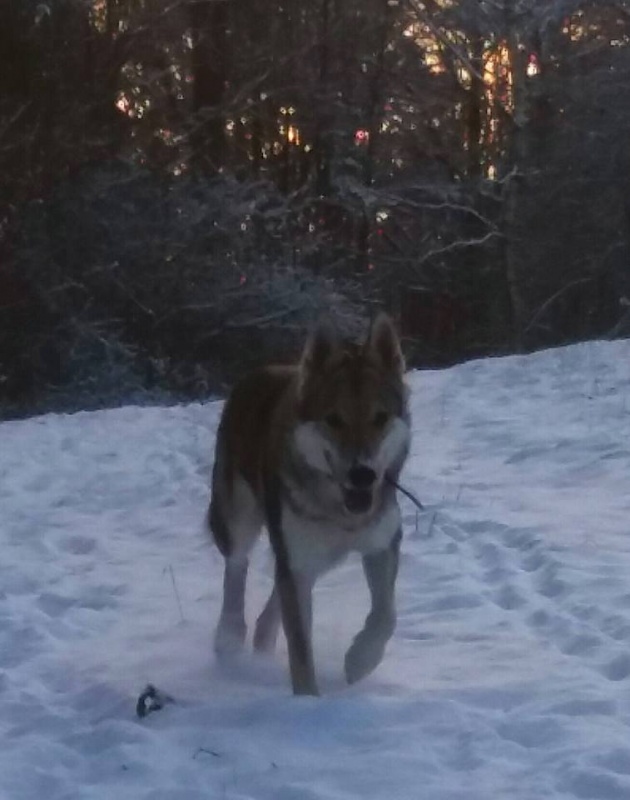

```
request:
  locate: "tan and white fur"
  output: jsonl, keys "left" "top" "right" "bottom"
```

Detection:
{"left": 208, "top": 314, "right": 411, "bottom": 695}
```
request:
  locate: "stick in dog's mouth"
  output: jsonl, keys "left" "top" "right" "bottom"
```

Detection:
{"left": 385, "top": 474, "right": 425, "bottom": 512}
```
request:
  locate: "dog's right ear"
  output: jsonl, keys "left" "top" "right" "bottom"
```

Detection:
{"left": 299, "top": 319, "right": 338, "bottom": 380}
{"left": 367, "top": 312, "right": 405, "bottom": 376}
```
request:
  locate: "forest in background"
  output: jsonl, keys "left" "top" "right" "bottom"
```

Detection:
{"left": 2, "top": 0, "right": 630, "bottom": 417}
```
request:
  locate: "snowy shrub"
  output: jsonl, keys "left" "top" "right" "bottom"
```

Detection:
{"left": 4, "top": 162, "right": 365, "bottom": 416}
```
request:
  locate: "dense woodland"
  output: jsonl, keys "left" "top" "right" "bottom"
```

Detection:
{"left": 2, "top": 0, "right": 630, "bottom": 416}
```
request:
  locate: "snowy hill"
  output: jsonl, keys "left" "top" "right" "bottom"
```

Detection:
{"left": 2, "top": 339, "right": 630, "bottom": 799}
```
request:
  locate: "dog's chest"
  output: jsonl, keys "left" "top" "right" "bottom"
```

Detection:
{"left": 281, "top": 502, "right": 401, "bottom": 577}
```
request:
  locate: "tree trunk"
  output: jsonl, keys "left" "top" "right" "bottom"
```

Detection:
{"left": 189, "top": 0, "right": 229, "bottom": 174}
{"left": 356, "top": 0, "right": 390, "bottom": 272}
{"left": 502, "top": 16, "right": 533, "bottom": 350}
{"left": 466, "top": 33, "right": 484, "bottom": 180}
{"left": 315, "top": 0, "right": 332, "bottom": 197}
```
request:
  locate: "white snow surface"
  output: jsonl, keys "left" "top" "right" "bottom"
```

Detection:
{"left": 3, "top": 340, "right": 630, "bottom": 799}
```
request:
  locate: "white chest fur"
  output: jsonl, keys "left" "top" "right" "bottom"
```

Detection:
{"left": 280, "top": 501, "right": 401, "bottom": 578}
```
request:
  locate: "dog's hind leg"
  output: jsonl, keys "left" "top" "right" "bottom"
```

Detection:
{"left": 253, "top": 584, "right": 281, "bottom": 653}
{"left": 215, "top": 557, "right": 249, "bottom": 656}
{"left": 344, "top": 528, "right": 401, "bottom": 684}
{"left": 211, "top": 477, "right": 262, "bottom": 659}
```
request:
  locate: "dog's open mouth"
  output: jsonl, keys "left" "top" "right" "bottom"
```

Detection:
{"left": 342, "top": 487, "right": 373, "bottom": 514}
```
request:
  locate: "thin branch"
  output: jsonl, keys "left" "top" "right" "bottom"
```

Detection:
{"left": 412, "top": 230, "right": 501, "bottom": 270}
{"left": 386, "top": 475, "right": 425, "bottom": 511}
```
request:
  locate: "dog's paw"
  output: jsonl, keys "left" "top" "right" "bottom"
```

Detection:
{"left": 344, "top": 630, "right": 387, "bottom": 684}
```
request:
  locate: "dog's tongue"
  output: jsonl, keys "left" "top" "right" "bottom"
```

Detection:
{"left": 343, "top": 488, "right": 372, "bottom": 514}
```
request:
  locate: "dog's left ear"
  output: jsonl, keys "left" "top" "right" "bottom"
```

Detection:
{"left": 367, "top": 313, "right": 405, "bottom": 375}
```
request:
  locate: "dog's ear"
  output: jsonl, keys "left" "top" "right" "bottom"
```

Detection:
{"left": 300, "top": 319, "right": 339, "bottom": 378}
{"left": 367, "top": 313, "right": 405, "bottom": 375}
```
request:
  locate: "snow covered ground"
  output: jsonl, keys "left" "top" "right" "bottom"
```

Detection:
{"left": 2, "top": 339, "right": 630, "bottom": 800}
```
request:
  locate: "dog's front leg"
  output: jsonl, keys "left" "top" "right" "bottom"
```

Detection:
{"left": 345, "top": 528, "right": 401, "bottom": 684}
{"left": 264, "top": 478, "right": 319, "bottom": 696}
{"left": 276, "top": 560, "right": 318, "bottom": 696}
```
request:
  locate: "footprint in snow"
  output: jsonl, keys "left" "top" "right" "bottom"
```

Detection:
{"left": 600, "top": 653, "right": 630, "bottom": 682}
{"left": 56, "top": 534, "right": 97, "bottom": 556}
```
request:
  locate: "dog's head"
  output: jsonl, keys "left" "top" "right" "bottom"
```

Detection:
{"left": 294, "top": 313, "right": 410, "bottom": 515}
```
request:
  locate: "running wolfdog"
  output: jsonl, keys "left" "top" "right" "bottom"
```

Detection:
{"left": 209, "top": 314, "right": 410, "bottom": 695}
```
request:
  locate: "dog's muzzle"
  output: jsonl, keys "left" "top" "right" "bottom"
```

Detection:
{"left": 343, "top": 465, "right": 376, "bottom": 514}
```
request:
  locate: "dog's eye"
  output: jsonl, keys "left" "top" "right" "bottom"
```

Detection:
{"left": 325, "top": 412, "right": 346, "bottom": 430}
{"left": 372, "top": 411, "right": 389, "bottom": 429}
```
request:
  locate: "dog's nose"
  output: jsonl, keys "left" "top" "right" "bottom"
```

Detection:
{"left": 347, "top": 465, "right": 377, "bottom": 489}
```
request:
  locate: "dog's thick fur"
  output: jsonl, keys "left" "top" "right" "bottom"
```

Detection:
{"left": 209, "top": 314, "right": 411, "bottom": 695}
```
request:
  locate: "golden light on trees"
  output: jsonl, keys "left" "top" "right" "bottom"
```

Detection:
{"left": 483, "top": 43, "right": 513, "bottom": 112}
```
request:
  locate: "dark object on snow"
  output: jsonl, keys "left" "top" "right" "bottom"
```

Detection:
{"left": 136, "top": 684, "right": 174, "bottom": 718}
